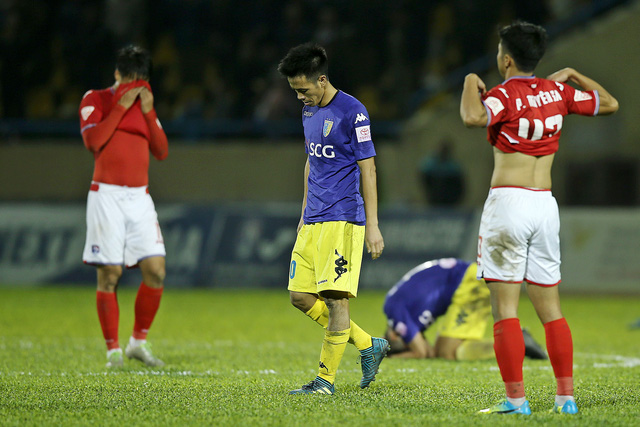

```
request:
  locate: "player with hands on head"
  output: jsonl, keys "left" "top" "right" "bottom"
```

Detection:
{"left": 278, "top": 43, "right": 388, "bottom": 396}
{"left": 79, "top": 45, "right": 169, "bottom": 369}
{"left": 460, "top": 21, "right": 618, "bottom": 415}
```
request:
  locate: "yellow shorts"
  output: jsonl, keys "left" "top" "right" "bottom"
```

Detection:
{"left": 437, "top": 263, "right": 491, "bottom": 340}
{"left": 287, "top": 221, "right": 364, "bottom": 298}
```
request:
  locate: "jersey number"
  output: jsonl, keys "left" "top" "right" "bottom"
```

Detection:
{"left": 517, "top": 114, "right": 563, "bottom": 141}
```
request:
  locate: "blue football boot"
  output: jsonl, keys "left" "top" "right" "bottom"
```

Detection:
{"left": 478, "top": 399, "right": 532, "bottom": 415}
{"left": 550, "top": 400, "right": 579, "bottom": 414}
{"left": 359, "top": 337, "right": 390, "bottom": 388}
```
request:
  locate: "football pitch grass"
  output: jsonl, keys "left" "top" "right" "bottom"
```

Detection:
{"left": 0, "top": 286, "right": 638, "bottom": 426}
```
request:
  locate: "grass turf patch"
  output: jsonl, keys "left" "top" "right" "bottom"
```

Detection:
{"left": 0, "top": 286, "right": 638, "bottom": 426}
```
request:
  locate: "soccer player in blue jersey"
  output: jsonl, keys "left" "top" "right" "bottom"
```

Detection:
{"left": 383, "top": 258, "right": 547, "bottom": 361}
{"left": 278, "top": 43, "right": 389, "bottom": 395}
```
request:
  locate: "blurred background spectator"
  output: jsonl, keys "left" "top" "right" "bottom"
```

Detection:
{"left": 1, "top": 0, "right": 584, "bottom": 127}
{"left": 420, "top": 137, "right": 465, "bottom": 206}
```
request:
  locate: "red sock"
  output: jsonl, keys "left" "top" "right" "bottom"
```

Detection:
{"left": 494, "top": 318, "right": 525, "bottom": 398}
{"left": 96, "top": 291, "right": 119, "bottom": 350}
{"left": 544, "top": 317, "right": 574, "bottom": 396}
{"left": 133, "top": 282, "right": 164, "bottom": 340}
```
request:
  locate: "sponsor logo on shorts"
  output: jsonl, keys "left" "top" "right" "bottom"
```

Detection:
{"left": 91, "top": 245, "right": 100, "bottom": 254}
{"left": 334, "top": 249, "right": 348, "bottom": 281}
{"left": 318, "top": 279, "right": 328, "bottom": 285}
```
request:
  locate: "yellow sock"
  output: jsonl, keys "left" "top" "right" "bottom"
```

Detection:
{"left": 349, "top": 321, "right": 372, "bottom": 351}
{"left": 305, "top": 299, "right": 329, "bottom": 327}
{"left": 305, "top": 300, "right": 372, "bottom": 351}
{"left": 317, "top": 328, "right": 350, "bottom": 384}
{"left": 455, "top": 339, "right": 495, "bottom": 361}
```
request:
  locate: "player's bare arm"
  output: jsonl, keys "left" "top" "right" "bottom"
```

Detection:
{"left": 391, "top": 333, "right": 434, "bottom": 359}
{"left": 460, "top": 73, "right": 488, "bottom": 127}
{"left": 547, "top": 67, "right": 619, "bottom": 115}
{"left": 139, "top": 87, "right": 154, "bottom": 114}
{"left": 357, "top": 157, "right": 384, "bottom": 260}
{"left": 297, "top": 158, "right": 310, "bottom": 233}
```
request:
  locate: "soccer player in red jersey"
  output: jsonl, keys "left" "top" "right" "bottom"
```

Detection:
{"left": 79, "top": 45, "right": 169, "bottom": 368}
{"left": 460, "top": 21, "right": 618, "bottom": 415}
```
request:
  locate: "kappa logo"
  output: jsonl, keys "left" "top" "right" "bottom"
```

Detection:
{"left": 319, "top": 361, "right": 328, "bottom": 372}
{"left": 455, "top": 309, "right": 469, "bottom": 326}
{"left": 354, "top": 113, "right": 368, "bottom": 124}
{"left": 334, "top": 249, "right": 348, "bottom": 281}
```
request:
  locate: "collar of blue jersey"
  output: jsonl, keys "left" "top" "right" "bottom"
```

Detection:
{"left": 318, "top": 89, "right": 340, "bottom": 108}
{"left": 502, "top": 75, "right": 536, "bottom": 84}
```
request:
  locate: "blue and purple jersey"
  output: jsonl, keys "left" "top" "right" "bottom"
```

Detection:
{"left": 383, "top": 258, "right": 472, "bottom": 343}
{"left": 302, "top": 90, "right": 376, "bottom": 225}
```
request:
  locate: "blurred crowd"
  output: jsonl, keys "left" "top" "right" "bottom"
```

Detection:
{"left": 1, "top": 0, "right": 591, "bottom": 123}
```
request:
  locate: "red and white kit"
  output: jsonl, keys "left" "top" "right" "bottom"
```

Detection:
{"left": 477, "top": 76, "right": 599, "bottom": 284}
{"left": 79, "top": 81, "right": 168, "bottom": 267}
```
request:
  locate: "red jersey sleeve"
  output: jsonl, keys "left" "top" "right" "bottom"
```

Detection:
{"left": 79, "top": 90, "right": 126, "bottom": 153}
{"left": 482, "top": 86, "right": 511, "bottom": 127}
{"left": 143, "top": 109, "right": 169, "bottom": 161}
{"left": 553, "top": 81, "right": 599, "bottom": 116}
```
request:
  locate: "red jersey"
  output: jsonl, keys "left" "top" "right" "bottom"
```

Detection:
{"left": 481, "top": 76, "right": 599, "bottom": 156}
{"left": 79, "top": 81, "right": 168, "bottom": 187}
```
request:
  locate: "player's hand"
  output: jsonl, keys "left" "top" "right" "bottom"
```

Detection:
{"left": 547, "top": 67, "right": 575, "bottom": 83}
{"left": 465, "top": 73, "right": 486, "bottom": 96}
{"left": 117, "top": 87, "right": 144, "bottom": 109}
{"left": 139, "top": 87, "right": 154, "bottom": 113}
{"left": 365, "top": 224, "right": 384, "bottom": 260}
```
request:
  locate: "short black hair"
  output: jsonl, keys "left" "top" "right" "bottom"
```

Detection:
{"left": 116, "top": 45, "right": 152, "bottom": 80}
{"left": 277, "top": 43, "right": 328, "bottom": 80}
{"left": 499, "top": 21, "right": 548, "bottom": 72}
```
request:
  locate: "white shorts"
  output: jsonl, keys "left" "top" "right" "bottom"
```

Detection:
{"left": 83, "top": 182, "right": 166, "bottom": 268}
{"left": 477, "top": 186, "right": 560, "bottom": 286}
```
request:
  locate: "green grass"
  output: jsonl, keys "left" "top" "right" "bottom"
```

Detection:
{"left": 0, "top": 286, "right": 638, "bottom": 426}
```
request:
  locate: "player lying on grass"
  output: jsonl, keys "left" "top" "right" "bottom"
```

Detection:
{"left": 460, "top": 21, "right": 618, "bottom": 415}
{"left": 383, "top": 258, "right": 547, "bottom": 361}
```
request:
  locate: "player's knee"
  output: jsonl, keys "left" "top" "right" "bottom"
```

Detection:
{"left": 289, "top": 292, "right": 313, "bottom": 312}
{"left": 144, "top": 267, "right": 166, "bottom": 288}
{"left": 97, "top": 266, "right": 122, "bottom": 291}
{"left": 435, "top": 347, "right": 456, "bottom": 360}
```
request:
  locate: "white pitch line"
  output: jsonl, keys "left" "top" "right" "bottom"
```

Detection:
{"left": 1, "top": 352, "right": 638, "bottom": 378}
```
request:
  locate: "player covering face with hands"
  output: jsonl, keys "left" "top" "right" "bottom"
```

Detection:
{"left": 79, "top": 45, "right": 169, "bottom": 369}
{"left": 460, "top": 21, "right": 618, "bottom": 415}
{"left": 278, "top": 43, "right": 388, "bottom": 396}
